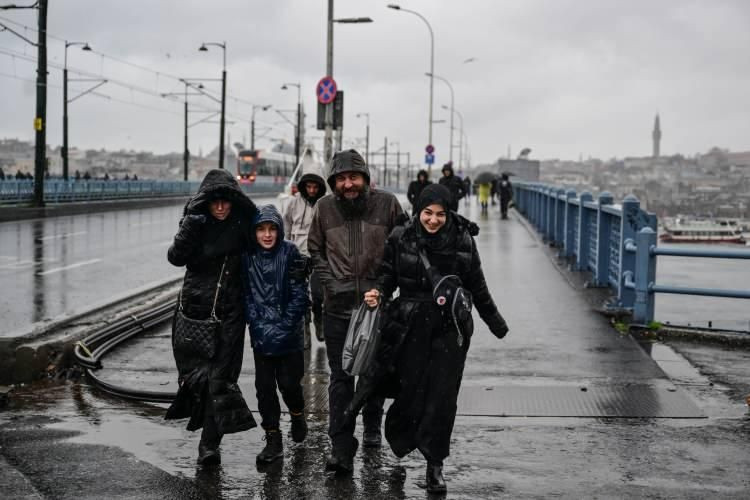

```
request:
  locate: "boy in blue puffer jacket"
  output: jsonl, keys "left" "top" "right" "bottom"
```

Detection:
{"left": 241, "top": 205, "right": 310, "bottom": 464}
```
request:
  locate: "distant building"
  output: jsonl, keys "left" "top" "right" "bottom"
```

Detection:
{"left": 496, "top": 159, "right": 540, "bottom": 181}
{"left": 652, "top": 113, "right": 661, "bottom": 158}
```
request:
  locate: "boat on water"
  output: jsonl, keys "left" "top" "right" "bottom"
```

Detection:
{"left": 660, "top": 217, "right": 747, "bottom": 244}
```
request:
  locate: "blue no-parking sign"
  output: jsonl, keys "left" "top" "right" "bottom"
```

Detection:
{"left": 316, "top": 76, "right": 337, "bottom": 105}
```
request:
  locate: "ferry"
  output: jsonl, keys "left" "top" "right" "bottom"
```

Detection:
{"left": 660, "top": 217, "right": 746, "bottom": 244}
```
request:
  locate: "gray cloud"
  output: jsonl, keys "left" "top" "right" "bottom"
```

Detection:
{"left": 1, "top": 0, "right": 748, "bottom": 166}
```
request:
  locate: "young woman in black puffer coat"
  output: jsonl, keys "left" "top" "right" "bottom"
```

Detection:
{"left": 165, "top": 169, "right": 258, "bottom": 466}
{"left": 363, "top": 184, "right": 509, "bottom": 494}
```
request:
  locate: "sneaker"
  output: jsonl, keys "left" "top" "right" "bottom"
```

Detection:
{"left": 256, "top": 430, "right": 283, "bottom": 464}
{"left": 325, "top": 437, "right": 359, "bottom": 474}
{"left": 290, "top": 412, "right": 307, "bottom": 443}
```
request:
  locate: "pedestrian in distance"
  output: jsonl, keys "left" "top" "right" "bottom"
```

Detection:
{"left": 438, "top": 161, "right": 465, "bottom": 212}
{"left": 462, "top": 175, "right": 472, "bottom": 206}
{"left": 498, "top": 173, "right": 514, "bottom": 219}
{"left": 241, "top": 205, "right": 310, "bottom": 465}
{"left": 283, "top": 162, "right": 327, "bottom": 346}
{"left": 362, "top": 183, "right": 509, "bottom": 494}
{"left": 308, "top": 149, "right": 404, "bottom": 474}
{"left": 490, "top": 178, "right": 498, "bottom": 206}
{"left": 478, "top": 182, "right": 491, "bottom": 215}
{"left": 165, "top": 169, "right": 258, "bottom": 466}
{"left": 0, "top": 167, "right": 5, "bottom": 181}
{"left": 407, "top": 169, "right": 432, "bottom": 215}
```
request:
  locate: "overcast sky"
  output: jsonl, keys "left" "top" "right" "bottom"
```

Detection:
{"left": 1, "top": 0, "right": 749, "bottom": 166}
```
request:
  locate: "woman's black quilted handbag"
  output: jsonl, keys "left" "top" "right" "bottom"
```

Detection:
{"left": 172, "top": 258, "right": 226, "bottom": 359}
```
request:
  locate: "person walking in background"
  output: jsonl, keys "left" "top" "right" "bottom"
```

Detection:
{"left": 462, "top": 175, "right": 472, "bottom": 206}
{"left": 438, "top": 161, "right": 465, "bottom": 212}
{"left": 241, "top": 205, "right": 309, "bottom": 464}
{"left": 165, "top": 169, "right": 258, "bottom": 466}
{"left": 283, "top": 163, "right": 327, "bottom": 346}
{"left": 478, "top": 181, "right": 491, "bottom": 215}
{"left": 498, "top": 173, "right": 514, "bottom": 219}
{"left": 407, "top": 169, "right": 431, "bottom": 215}
{"left": 362, "top": 184, "right": 509, "bottom": 494}
{"left": 308, "top": 149, "right": 403, "bottom": 474}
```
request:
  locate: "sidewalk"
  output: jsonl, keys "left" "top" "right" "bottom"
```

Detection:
{"left": 1, "top": 202, "right": 748, "bottom": 499}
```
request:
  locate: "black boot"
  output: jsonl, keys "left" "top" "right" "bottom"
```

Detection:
{"left": 257, "top": 430, "right": 283, "bottom": 464}
{"left": 313, "top": 315, "right": 324, "bottom": 342}
{"left": 362, "top": 423, "right": 382, "bottom": 448}
{"left": 325, "top": 436, "right": 359, "bottom": 474}
{"left": 426, "top": 461, "right": 446, "bottom": 494}
{"left": 290, "top": 412, "right": 307, "bottom": 443}
{"left": 197, "top": 418, "right": 222, "bottom": 466}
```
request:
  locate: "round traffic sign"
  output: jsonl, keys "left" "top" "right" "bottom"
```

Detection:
{"left": 425, "top": 144, "right": 435, "bottom": 154}
{"left": 316, "top": 76, "right": 338, "bottom": 105}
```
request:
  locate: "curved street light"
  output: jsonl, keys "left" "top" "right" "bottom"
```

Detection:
{"left": 442, "top": 104, "right": 465, "bottom": 172}
{"left": 199, "top": 41, "right": 227, "bottom": 168}
{"left": 388, "top": 3, "right": 435, "bottom": 172}
{"left": 62, "top": 41, "right": 92, "bottom": 181}
{"left": 282, "top": 82, "right": 302, "bottom": 165}
{"left": 427, "top": 72, "right": 454, "bottom": 164}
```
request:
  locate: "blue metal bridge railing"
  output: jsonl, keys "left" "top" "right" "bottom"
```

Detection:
{"left": 0, "top": 179, "right": 285, "bottom": 204}
{"left": 513, "top": 181, "right": 750, "bottom": 326}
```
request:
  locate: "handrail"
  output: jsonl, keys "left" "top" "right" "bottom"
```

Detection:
{"left": 0, "top": 179, "right": 285, "bottom": 204}
{"left": 512, "top": 181, "right": 750, "bottom": 326}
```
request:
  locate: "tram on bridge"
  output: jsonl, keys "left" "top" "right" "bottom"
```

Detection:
{"left": 235, "top": 146, "right": 297, "bottom": 185}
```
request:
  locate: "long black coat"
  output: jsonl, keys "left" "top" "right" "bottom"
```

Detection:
{"left": 165, "top": 169, "right": 258, "bottom": 434}
{"left": 374, "top": 213, "right": 506, "bottom": 461}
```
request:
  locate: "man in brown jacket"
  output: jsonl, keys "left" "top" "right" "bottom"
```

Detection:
{"left": 308, "top": 149, "right": 403, "bottom": 474}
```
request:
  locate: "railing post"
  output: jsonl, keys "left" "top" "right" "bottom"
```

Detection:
{"left": 555, "top": 188, "right": 565, "bottom": 245}
{"left": 618, "top": 194, "right": 640, "bottom": 308}
{"left": 576, "top": 191, "right": 593, "bottom": 270}
{"left": 546, "top": 187, "right": 555, "bottom": 241}
{"left": 633, "top": 227, "right": 657, "bottom": 324}
{"left": 563, "top": 189, "right": 576, "bottom": 257}
{"left": 594, "top": 192, "right": 614, "bottom": 286}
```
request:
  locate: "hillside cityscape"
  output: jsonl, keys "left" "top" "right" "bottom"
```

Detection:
{"left": 2, "top": 115, "right": 749, "bottom": 218}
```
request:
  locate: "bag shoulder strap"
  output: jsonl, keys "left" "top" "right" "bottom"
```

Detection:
{"left": 178, "top": 256, "right": 228, "bottom": 319}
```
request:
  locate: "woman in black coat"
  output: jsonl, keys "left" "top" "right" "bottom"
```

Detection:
{"left": 363, "top": 184, "right": 509, "bottom": 494}
{"left": 165, "top": 169, "right": 258, "bottom": 465}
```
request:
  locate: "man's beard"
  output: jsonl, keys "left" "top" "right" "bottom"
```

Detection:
{"left": 335, "top": 185, "right": 369, "bottom": 218}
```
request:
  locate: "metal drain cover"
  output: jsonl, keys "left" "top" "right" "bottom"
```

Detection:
{"left": 239, "top": 383, "right": 704, "bottom": 419}
{"left": 456, "top": 385, "right": 705, "bottom": 418}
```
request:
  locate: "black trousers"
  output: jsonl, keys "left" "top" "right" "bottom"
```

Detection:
{"left": 310, "top": 271, "right": 323, "bottom": 323}
{"left": 323, "top": 313, "right": 385, "bottom": 445}
{"left": 253, "top": 350, "right": 305, "bottom": 431}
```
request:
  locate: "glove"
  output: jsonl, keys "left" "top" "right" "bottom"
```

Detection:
{"left": 490, "top": 314, "right": 509, "bottom": 339}
{"left": 186, "top": 192, "right": 209, "bottom": 215}
{"left": 177, "top": 213, "right": 206, "bottom": 240}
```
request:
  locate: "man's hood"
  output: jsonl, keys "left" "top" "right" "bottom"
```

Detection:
{"left": 326, "top": 149, "right": 370, "bottom": 191}
{"left": 297, "top": 162, "right": 327, "bottom": 203}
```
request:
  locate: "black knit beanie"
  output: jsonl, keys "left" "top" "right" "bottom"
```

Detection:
{"left": 414, "top": 183, "right": 453, "bottom": 215}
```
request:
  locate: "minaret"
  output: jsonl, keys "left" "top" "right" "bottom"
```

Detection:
{"left": 652, "top": 113, "right": 661, "bottom": 158}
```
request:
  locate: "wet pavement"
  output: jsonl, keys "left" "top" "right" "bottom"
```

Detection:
{"left": 0, "top": 197, "right": 275, "bottom": 337}
{"left": 1, "top": 201, "right": 749, "bottom": 498}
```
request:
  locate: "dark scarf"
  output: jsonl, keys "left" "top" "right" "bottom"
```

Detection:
{"left": 202, "top": 211, "right": 247, "bottom": 259}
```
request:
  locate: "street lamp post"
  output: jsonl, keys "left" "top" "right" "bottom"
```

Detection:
{"left": 199, "top": 41, "right": 227, "bottom": 168}
{"left": 388, "top": 4, "right": 434, "bottom": 172}
{"left": 356, "top": 112, "right": 370, "bottom": 165}
{"left": 442, "top": 105, "right": 464, "bottom": 171}
{"left": 62, "top": 41, "right": 91, "bottom": 182}
{"left": 251, "top": 104, "right": 271, "bottom": 151}
{"left": 427, "top": 72, "right": 454, "bottom": 164}
{"left": 282, "top": 83, "right": 301, "bottom": 165}
{"left": 324, "top": 1, "right": 373, "bottom": 164}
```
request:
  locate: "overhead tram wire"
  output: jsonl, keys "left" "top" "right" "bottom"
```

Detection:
{"left": 0, "top": 46, "right": 255, "bottom": 122}
{"left": 0, "top": 15, "right": 266, "bottom": 118}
